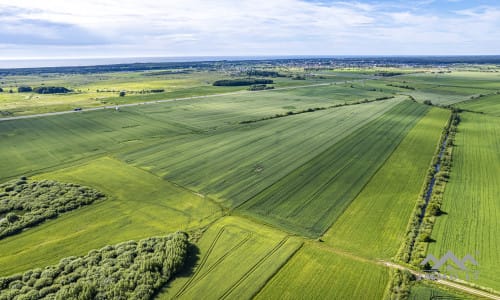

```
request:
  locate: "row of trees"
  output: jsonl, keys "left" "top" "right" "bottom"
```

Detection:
{"left": 0, "top": 232, "right": 189, "bottom": 299}
{"left": 245, "top": 70, "right": 284, "bottom": 77}
{"left": 213, "top": 79, "right": 273, "bottom": 86}
{"left": 0, "top": 178, "right": 105, "bottom": 240}
{"left": 15, "top": 86, "right": 71, "bottom": 94}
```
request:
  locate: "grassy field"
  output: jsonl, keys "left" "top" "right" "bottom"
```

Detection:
{"left": 158, "top": 216, "right": 302, "bottom": 300}
{"left": 0, "top": 157, "right": 221, "bottom": 276}
{"left": 0, "top": 70, "right": 362, "bottom": 116}
{"left": 119, "top": 99, "right": 402, "bottom": 209}
{"left": 322, "top": 108, "right": 450, "bottom": 259}
{"left": 428, "top": 113, "right": 500, "bottom": 291}
{"left": 455, "top": 93, "right": 500, "bottom": 117}
{"left": 410, "top": 282, "right": 477, "bottom": 299}
{"left": 239, "top": 100, "right": 429, "bottom": 237}
{"left": 255, "top": 243, "right": 389, "bottom": 300}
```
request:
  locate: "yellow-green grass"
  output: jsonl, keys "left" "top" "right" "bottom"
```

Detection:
{"left": 323, "top": 108, "right": 450, "bottom": 259}
{"left": 158, "top": 216, "right": 302, "bottom": 300}
{"left": 409, "top": 282, "right": 479, "bottom": 300}
{"left": 0, "top": 70, "right": 354, "bottom": 116}
{"left": 455, "top": 94, "right": 500, "bottom": 117}
{"left": 239, "top": 100, "right": 429, "bottom": 237}
{"left": 428, "top": 113, "right": 500, "bottom": 291}
{"left": 255, "top": 243, "right": 389, "bottom": 300}
{"left": 0, "top": 157, "right": 222, "bottom": 276}
{"left": 119, "top": 100, "right": 402, "bottom": 209}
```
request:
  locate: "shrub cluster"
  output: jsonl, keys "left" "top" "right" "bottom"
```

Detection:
{"left": 17, "top": 86, "right": 32, "bottom": 93}
{"left": 245, "top": 70, "right": 283, "bottom": 77}
{"left": 247, "top": 84, "right": 274, "bottom": 91}
{"left": 33, "top": 87, "right": 71, "bottom": 94}
{"left": 212, "top": 79, "right": 273, "bottom": 86}
{"left": 0, "top": 178, "right": 105, "bottom": 240}
{"left": 387, "top": 83, "right": 416, "bottom": 90}
{"left": 0, "top": 232, "right": 189, "bottom": 300}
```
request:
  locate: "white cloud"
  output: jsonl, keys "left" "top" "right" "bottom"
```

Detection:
{"left": 0, "top": 0, "right": 499, "bottom": 57}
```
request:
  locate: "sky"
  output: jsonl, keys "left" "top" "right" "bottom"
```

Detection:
{"left": 0, "top": 0, "right": 499, "bottom": 59}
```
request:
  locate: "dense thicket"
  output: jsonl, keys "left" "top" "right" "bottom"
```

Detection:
{"left": 0, "top": 178, "right": 105, "bottom": 239}
{"left": 17, "top": 86, "right": 32, "bottom": 93}
{"left": 212, "top": 79, "right": 273, "bottom": 86}
{"left": 246, "top": 70, "right": 283, "bottom": 77}
{"left": 0, "top": 232, "right": 189, "bottom": 300}
{"left": 33, "top": 87, "right": 71, "bottom": 94}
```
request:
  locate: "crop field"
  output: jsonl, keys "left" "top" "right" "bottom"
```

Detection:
{"left": 428, "top": 113, "right": 500, "bottom": 291}
{"left": 119, "top": 99, "right": 402, "bottom": 209}
{"left": 0, "top": 157, "right": 221, "bottom": 276}
{"left": 322, "top": 108, "right": 450, "bottom": 259}
{"left": 158, "top": 216, "right": 302, "bottom": 300}
{"left": 240, "top": 100, "right": 428, "bottom": 236}
{"left": 1, "top": 63, "right": 500, "bottom": 299}
{"left": 255, "top": 243, "right": 389, "bottom": 300}
{"left": 455, "top": 93, "right": 500, "bottom": 117}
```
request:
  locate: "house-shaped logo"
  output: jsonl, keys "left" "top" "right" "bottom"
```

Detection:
{"left": 421, "top": 250, "right": 478, "bottom": 280}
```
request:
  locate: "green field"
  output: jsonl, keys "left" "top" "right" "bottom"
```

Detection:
{"left": 410, "top": 282, "right": 477, "bottom": 300}
{"left": 158, "top": 216, "right": 302, "bottom": 299}
{"left": 1, "top": 64, "right": 499, "bottom": 299}
{"left": 0, "top": 157, "right": 221, "bottom": 276}
{"left": 240, "top": 100, "right": 429, "bottom": 237}
{"left": 323, "top": 108, "right": 450, "bottom": 259}
{"left": 455, "top": 93, "right": 500, "bottom": 117}
{"left": 255, "top": 243, "right": 389, "bottom": 300}
{"left": 119, "top": 99, "right": 401, "bottom": 209}
{"left": 428, "top": 113, "right": 500, "bottom": 291}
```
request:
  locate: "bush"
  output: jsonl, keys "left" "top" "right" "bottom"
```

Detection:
{"left": 0, "top": 233, "right": 189, "bottom": 299}
{"left": 213, "top": 79, "right": 273, "bottom": 86}
{"left": 17, "top": 86, "right": 32, "bottom": 93}
{"left": 33, "top": 87, "right": 70, "bottom": 94}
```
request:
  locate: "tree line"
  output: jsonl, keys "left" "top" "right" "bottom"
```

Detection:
{"left": 0, "top": 178, "right": 105, "bottom": 240}
{"left": 213, "top": 79, "right": 274, "bottom": 86}
{"left": 0, "top": 232, "right": 189, "bottom": 299}
{"left": 16, "top": 86, "right": 71, "bottom": 94}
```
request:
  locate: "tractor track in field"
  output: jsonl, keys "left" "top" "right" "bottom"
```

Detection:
{"left": 219, "top": 236, "right": 290, "bottom": 300}
{"left": 173, "top": 226, "right": 252, "bottom": 298}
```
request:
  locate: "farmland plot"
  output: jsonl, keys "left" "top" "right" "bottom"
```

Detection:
{"left": 428, "top": 113, "right": 500, "bottom": 291}
{"left": 323, "top": 108, "right": 450, "bottom": 259}
{"left": 158, "top": 216, "right": 302, "bottom": 300}
{"left": 240, "top": 100, "right": 429, "bottom": 237}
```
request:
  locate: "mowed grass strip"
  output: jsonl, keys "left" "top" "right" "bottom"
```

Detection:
{"left": 158, "top": 216, "right": 302, "bottom": 300}
{"left": 428, "top": 113, "right": 500, "bottom": 291}
{"left": 0, "top": 157, "right": 222, "bottom": 276}
{"left": 323, "top": 108, "right": 450, "bottom": 259}
{"left": 120, "top": 100, "right": 400, "bottom": 208}
{"left": 255, "top": 243, "right": 389, "bottom": 300}
{"left": 240, "top": 100, "right": 429, "bottom": 237}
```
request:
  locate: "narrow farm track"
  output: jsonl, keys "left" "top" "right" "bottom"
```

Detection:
{"left": 382, "top": 262, "right": 500, "bottom": 300}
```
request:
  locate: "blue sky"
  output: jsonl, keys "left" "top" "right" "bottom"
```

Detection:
{"left": 0, "top": 0, "right": 499, "bottom": 59}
